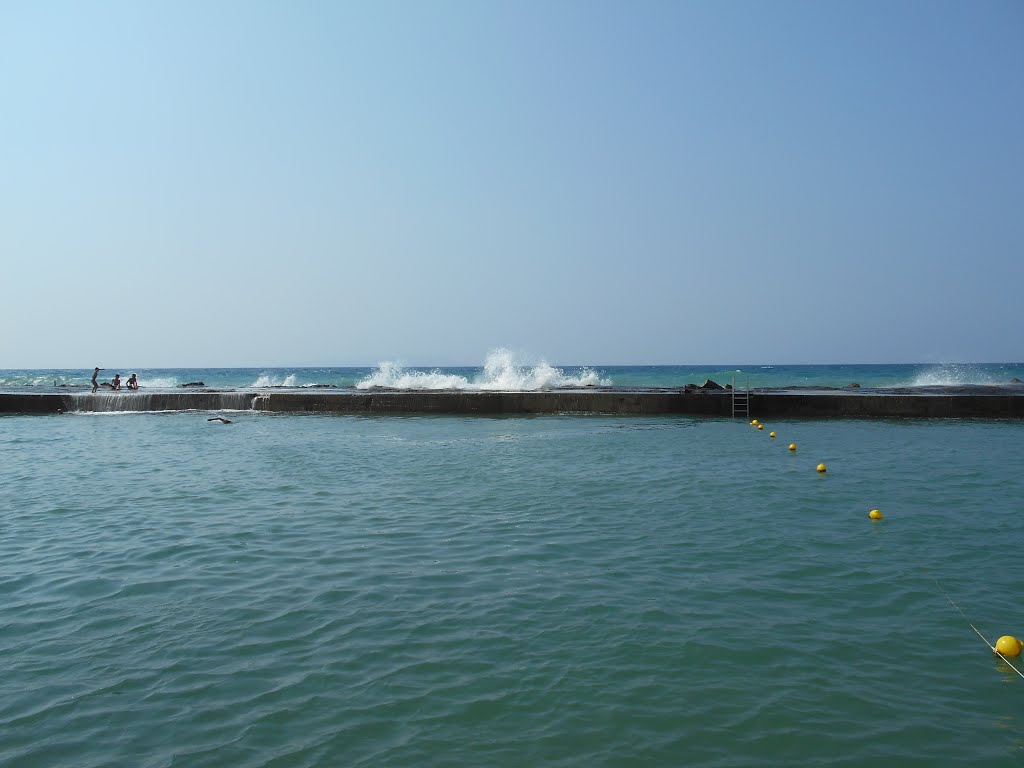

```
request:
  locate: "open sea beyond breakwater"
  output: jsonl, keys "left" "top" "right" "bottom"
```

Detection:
{"left": 3, "top": 360, "right": 1024, "bottom": 393}
{"left": 2, "top": 411, "right": 1023, "bottom": 767}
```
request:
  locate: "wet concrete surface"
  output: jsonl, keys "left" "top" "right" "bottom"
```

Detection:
{"left": 1, "top": 387, "right": 1023, "bottom": 417}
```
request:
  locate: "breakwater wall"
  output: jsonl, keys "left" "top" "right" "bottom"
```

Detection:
{"left": 252, "top": 391, "right": 726, "bottom": 415}
{"left": 1, "top": 391, "right": 1022, "bottom": 418}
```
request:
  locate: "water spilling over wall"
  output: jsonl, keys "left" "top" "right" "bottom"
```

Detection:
{"left": 64, "top": 392, "right": 258, "bottom": 412}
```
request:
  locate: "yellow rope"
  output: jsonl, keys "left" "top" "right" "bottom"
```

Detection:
{"left": 934, "top": 578, "right": 1024, "bottom": 680}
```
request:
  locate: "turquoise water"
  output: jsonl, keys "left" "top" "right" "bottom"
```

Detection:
{"left": 2, "top": 413, "right": 1023, "bottom": 767}
{"left": 3, "top": 360, "right": 1024, "bottom": 392}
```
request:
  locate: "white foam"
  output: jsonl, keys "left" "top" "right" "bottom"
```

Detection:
{"left": 357, "top": 362, "right": 470, "bottom": 390}
{"left": 252, "top": 373, "right": 298, "bottom": 387}
{"left": 908, "top": 364, "right": 997, "bottom": 387}
{"left": 356, "top": 349, "right": 611, "bottom": 391}
{"left": 137, "top": 376, "right": 179, "bottom": 388}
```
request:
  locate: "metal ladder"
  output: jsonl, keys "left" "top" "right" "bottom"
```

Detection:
{"left": 731, "top": 374, "right": 750, "bottom": 419}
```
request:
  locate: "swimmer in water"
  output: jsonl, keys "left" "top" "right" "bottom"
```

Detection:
{"left": 207, "top": 417, "right": 234, "bottom": 424}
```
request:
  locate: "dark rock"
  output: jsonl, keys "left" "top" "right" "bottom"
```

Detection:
{"left": 683, "top": 383, "right": 698, "bottom": 392}
{"left": 700, "top": 379, "right": 724, "bottom": 390}
{"left": 179, "top": 381, "right": 206, "bottom": 388}
{"left": 846, "top": 383, "right": 861, "bottom": 388}
{"left": 1011, "top": 378, "right": 1022, "bottom": 384}
{"left": 725, "top": 384, "right": 733, "bottom": 390}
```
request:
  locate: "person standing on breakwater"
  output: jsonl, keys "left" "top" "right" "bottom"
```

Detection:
{"left": 111, "top": 374, "right": 121, "bottom": 391}
{"left": 127, "top": 374, "right": 139, "bottom": 390}
{"left": 91, "top": 367, "right": 103, "bottom": 392}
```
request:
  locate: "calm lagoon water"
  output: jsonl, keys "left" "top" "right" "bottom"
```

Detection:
{"left": 2, "top": 412, "right": 1023, "bottom": 767}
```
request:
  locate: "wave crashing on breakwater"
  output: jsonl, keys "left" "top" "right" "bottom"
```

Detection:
{"left": 356, "top": 349, "right": 610, "bottom": 391}
{"left": 906, "top": 363, "right": 1002, "bottom": 388}
{"left": 252, "top": 373, "right": 298, "bottom": 387}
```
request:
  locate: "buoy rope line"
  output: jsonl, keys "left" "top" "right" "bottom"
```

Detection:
{"left": 748, "top": 418, "right": 1021, "bottom": 681}
{"left": 933, "top": 578, "right": 1024, "bottom": 680}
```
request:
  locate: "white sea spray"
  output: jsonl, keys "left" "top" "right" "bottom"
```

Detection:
{"left": 137, "top": 376, "right": 179, "bottom": 388}
{"left": 356, "top": 348, "right": 610, "bottom": 391}
{"left": 252, "top": 373, "right": 298, "bottom": 387}
{"left": 907, "top": 363, "right": 998, "bottom": 387}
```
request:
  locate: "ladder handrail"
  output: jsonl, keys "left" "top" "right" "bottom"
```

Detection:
{"left": 731, "top": 374, "right": 751, "bottom": 419}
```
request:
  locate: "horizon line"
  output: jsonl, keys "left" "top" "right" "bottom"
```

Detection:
{"left": 4, "top": 360, "right": 1023, "bottom": 370}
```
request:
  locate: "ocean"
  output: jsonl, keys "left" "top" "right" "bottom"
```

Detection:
{"left": 2, "top": 359, "right": 1023, "bottom": 766}
{"left": 2, "top": 356, "right": 1024, "bottom": 393}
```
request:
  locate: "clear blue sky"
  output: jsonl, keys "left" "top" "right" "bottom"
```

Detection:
{"left": 2, "top": 0, "right": 1021, "bottom": 367}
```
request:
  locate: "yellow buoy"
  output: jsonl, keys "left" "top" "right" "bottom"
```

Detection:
{"left": 788, "top": 443, "right": 797, "bottom": 452}
{"left": 769, "top": 431, "right": 777, "bottom": 438}
{"left": 751, "top": 419, "right": 759, "bottom": 426}
{"left": 869, "top": 509, "right": 883, "bottom": 520}
{"left": 757, "top": 424, "right": 764, "bottom": 430}
{"left": 995, "top": 636, "right": 1022, "bottom": 657}
{"left": 816, "top": 463, "right": 827, "bottom": 473}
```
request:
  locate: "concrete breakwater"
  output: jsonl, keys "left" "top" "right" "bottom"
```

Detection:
{"left": 1, "top": 389, "right": 1023, "bottom": 418}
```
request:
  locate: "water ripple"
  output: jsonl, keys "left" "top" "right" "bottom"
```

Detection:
{"left": 1, "top": 415, "right": 1023, "bottom": 766}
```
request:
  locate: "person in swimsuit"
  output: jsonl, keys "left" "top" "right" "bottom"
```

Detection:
{"left": 91, "top": 367, "right": 103, "bottom": 392}
{"left": 127, "top": 374, "right": 139, "bottom": 390}
{"left": 111, "top": 374, "right": 121, "bottom": 391}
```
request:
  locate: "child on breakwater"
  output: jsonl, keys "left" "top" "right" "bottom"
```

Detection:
{"left": 111, "top": 374, "right": 121, "bottom": 391}
{"left": 127, "top": 374, "right": 139, "bottom": 390}
{"left": 91, "top": 367, "right": 103, "bottom": 392}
